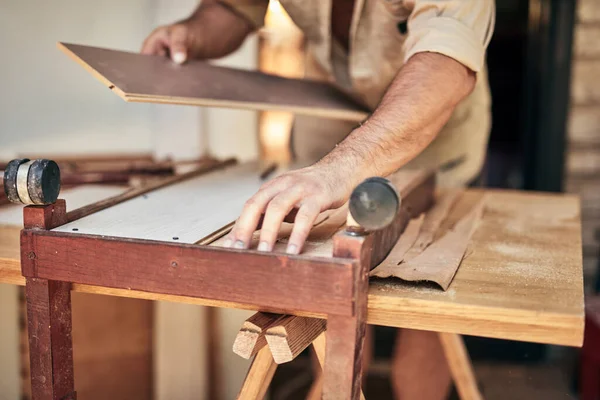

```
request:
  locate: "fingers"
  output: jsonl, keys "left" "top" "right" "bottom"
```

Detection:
{"left": 141, "top": 24, "right": 189, "bottom": 64}
{"left": 257, "top": 190, "right": 305, "bottom": 252}
{"left": 224, "top": 185, "right": 283, "bottom": 250}
{"left": 285, "top": 202, "right": 321, "bottom": 254}
{"left": 168, "top": 24, "right": 189, "bottom": 64}
{"left": 222, "top": 168, "right": 336, "bottom": 255}
{"left": 141, "top": 27, "right": 170, "bottom": 56}
{"left": 256, "top": 208, "right": 298, "bottom": 230}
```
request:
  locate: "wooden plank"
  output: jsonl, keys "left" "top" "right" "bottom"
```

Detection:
{"left": 0, "top": 226, "right": 22, "bottom": 284}
{"left": 265, "top": 316, "right": 326, "bottom": 364}
{"left": 233, "top": 312, "right": 283, "bottom": 359}
{"left": 58, "top": 43, "right": 368, "bottom": 122}
{"left": 24, "top": 231, "right": 356, "bottom": 317}
{"left": 367, "top": 189, "right": 585, "bottom": 347}
{"left": 237, "top": 346, "right": 277, "bottom": 400}
{"left": 438, "top": 332, "right": 482, "bottom": 400}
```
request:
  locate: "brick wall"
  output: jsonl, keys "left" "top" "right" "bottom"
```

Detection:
{"left": 565, "top": 0, "right": 600, "bottom": 291}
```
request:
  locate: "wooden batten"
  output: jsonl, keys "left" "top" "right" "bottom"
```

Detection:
{"left": 265, "top": 316, "right": 326, "bottom": 364}
{"left": 233, "top": 312, "right": 284, "bottom": 359}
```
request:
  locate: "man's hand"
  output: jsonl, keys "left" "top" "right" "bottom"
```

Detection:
{"left": 224, "top": 53, "right": 475, "bottom": 255}
{"left": 223, "top": 164, "right": 356, "bottom": 254}
{"left": 141, "top": 0, "right": 254, "bottom": 63}
{"left": 142, "top": 22, "right": 201, "bottom": 64}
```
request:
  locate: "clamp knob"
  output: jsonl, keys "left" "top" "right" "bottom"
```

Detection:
{"left": 3, "top": 158, "right": 61, "bottom": 205}
{"left": 348, "top": 177, "right": 400, "bottom": 231}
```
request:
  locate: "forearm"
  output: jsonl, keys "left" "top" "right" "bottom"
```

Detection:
{"left": 318, "top": 52, "right": 476, "bottom": 183}
{"left": 184, "top": 0, "right": 254, "bottom": 59}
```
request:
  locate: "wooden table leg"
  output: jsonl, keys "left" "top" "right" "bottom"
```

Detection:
{"left": 323, "top": 314, "right": 366, "bottom": 400}
{"left": 438, "top": 332, "right": 482, "bottom": 400}
{"left": 25, "top": 278, "right": 75, "bottom": 400}
{"left": 325, "top": 209, "right": 373, "bottom": 400}
{"left": 314, "top": 332, "right": 366, "bottom": 400}
{"left": 22, "top": 201, "right": 76, "bottom": 400}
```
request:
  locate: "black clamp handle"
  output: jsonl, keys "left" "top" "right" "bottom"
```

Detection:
{"left": 2, "top": 158, "right": 61, "bottom": 205}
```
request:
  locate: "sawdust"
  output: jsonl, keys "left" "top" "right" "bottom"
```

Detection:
{"left": 485, "top": 241, "right": 575, "bottom": 285}
{"left": 490, "top": 243, "right": 536, "bottom": 259}
{"left": 502, "top": 262, "right": 546, "bottom": 282}
{"left": 371, "top": 279, "right": 456, "bottom": 298}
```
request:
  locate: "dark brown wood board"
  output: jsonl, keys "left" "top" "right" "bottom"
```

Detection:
{"left": 58, "top": 42, "right": 369, "bottom": 121}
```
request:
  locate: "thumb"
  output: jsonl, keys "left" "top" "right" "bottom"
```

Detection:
{"left": 169, "top": 24, "right": 189, "bottom": 64}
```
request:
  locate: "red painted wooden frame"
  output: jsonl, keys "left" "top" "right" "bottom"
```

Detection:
{"left": 20, "top": 168, "right": 434, "bottom": 400}
{"left": 21, "top": 230, "right": 358, "bottom": 317}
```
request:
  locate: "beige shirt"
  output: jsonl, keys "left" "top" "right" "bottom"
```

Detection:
{"left": 222, "top": 0, "right": 496, "bottom": 186}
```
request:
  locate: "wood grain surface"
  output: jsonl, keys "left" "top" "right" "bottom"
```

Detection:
{"left": 233, "top": 312, "right": 283, "bottom": 359}
{"left": 58, "top": 43, "right": 369, "bottom": 121}
{"left": 438, "top": 332, "right": 482, "bottom": 400}
{"left": 265, "top": 315, "right": 326, "bottom": 364}
{"left": 25, "top": 278, "right": 76, "bottom": 400}
{"left": 1, "top": 188, "right": 585, "bottom": 346}
{"left": 367, "top": 189, "right": 584, "bottom": 347}
{"left": 312, "top": 333, "right": 366, "bottom": 400}
{"left": 237, "top": 346, "right": 277, "bottom": 400}
{"left": 0, "top": 185, "right": 125, "bottom": 284}
{"left": 53, "top": 162, "right": 262, "bottom": 243}
{"left": 22, "top": 231, "right": 357, "bottom": 317}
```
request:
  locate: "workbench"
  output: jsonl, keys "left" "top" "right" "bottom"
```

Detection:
{"left": 1, "top": 160, "right": 584, "bottom": 400}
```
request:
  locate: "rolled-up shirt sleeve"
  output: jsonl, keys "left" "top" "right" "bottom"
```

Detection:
{"left": 404, "top": 0, "right": 496, "bottom": 72}
{"left": 217, "top": 0, "right": 269, "bottom": 29}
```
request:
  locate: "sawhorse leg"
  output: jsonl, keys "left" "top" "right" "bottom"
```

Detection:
{"left": 392, "top": 329, "right": 482, "bottom": 400}
{"left": 439, "top": 332, "right": 482, "bottom": 400}
{"left": 235, "top": 312, "right": 367, "bottom": 399}
{"left": 25, "top": 278, "right": 75, "bottom": 400}
{"left": 238, "top": 346, "right": 277, "bottom": 400}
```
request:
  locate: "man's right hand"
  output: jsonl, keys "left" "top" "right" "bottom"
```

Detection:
{"left": 141, "top": 0, "right": 255, "bottom": 64}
